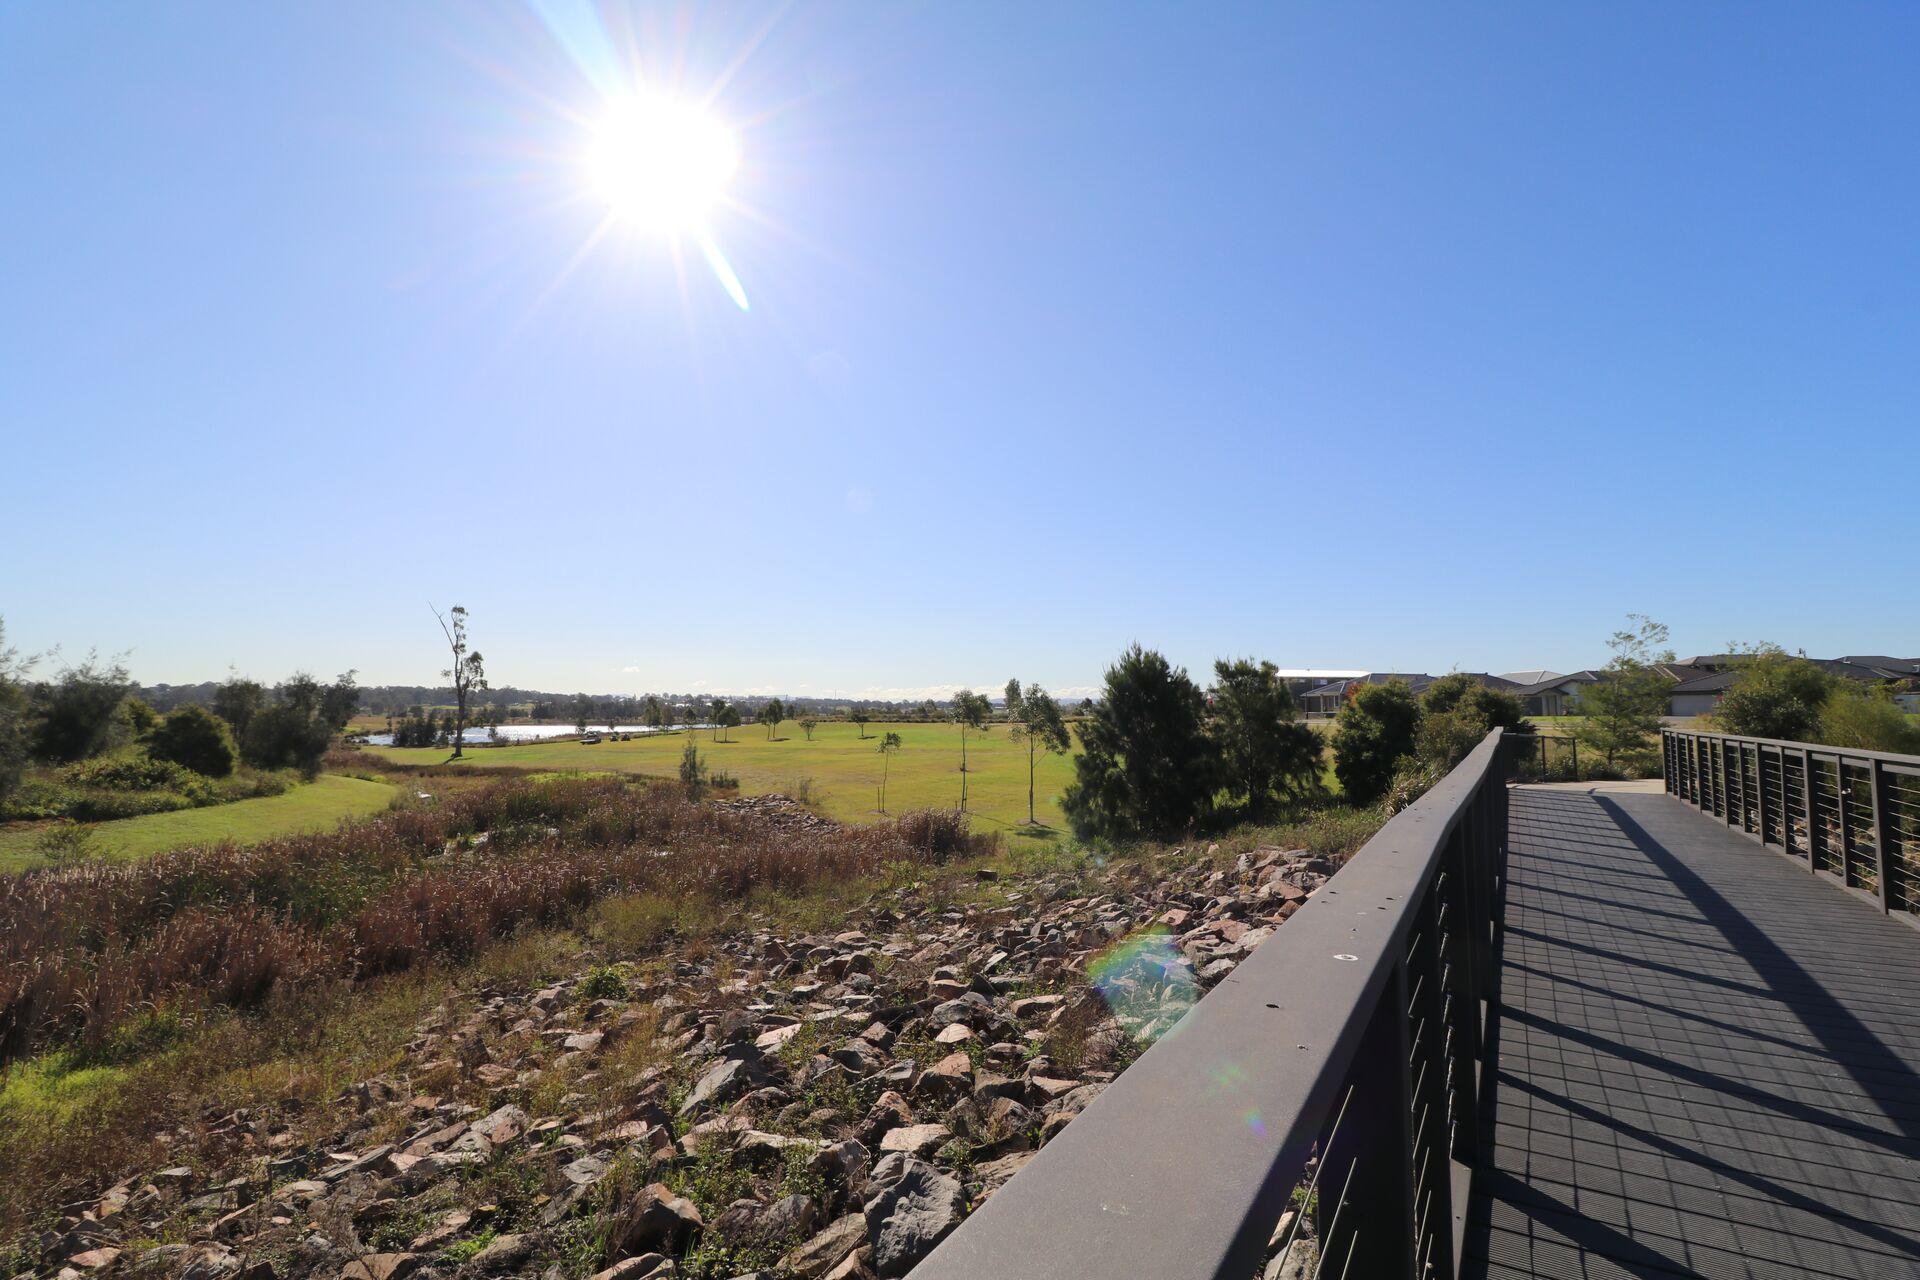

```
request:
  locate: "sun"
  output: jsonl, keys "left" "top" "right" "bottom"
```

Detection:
{"left": 586, "top": 92, "right": 739, "bottom": 234}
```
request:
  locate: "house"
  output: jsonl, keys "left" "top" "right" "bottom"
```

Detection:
{"left": 1296, "top": 671, "right": 1522, "bottom": 718}
{"left": 1271, "top": 669, "right": 1369, "bottom": 702}
{"left": 1659, "top": 654, "right": 1920, "bottom": 716}
{"left": 1298, "top": 673, "right": 1436, "bottom": 718}
{"left": 1504, "top": 670, "right": 1600, "bottom": 717}
{"left": 1667, "top": 671, "right": 1738, "bottom": 718}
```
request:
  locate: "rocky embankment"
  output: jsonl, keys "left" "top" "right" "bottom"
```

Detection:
{"left": 18, "top": 817, "right": 1333, "bottom": 1280}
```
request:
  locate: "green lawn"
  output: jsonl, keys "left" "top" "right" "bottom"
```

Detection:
{"left": 0, "top": 774, "right": 401, "bottom": 872}
{"left": 377, "top": 721, "right": 1080, "bottom": 835}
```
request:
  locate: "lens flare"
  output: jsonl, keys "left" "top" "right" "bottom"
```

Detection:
{"left": 1087, "top": 929, "right": 1199, "bottom": 1044}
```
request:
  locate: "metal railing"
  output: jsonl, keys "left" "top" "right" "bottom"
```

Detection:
{"left": 1663, "top": 728, "right": 1920, "bottom": 927}
{"left": 915, "top": 730, "right": 1516, "bottom": 1280}
{"left": 1509, "top": 731, "right": 1580, "bottom": 782}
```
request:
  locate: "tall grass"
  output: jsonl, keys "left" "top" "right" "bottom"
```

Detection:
{"left": 0, "top": 775, "right": 991, "bottom": 1067}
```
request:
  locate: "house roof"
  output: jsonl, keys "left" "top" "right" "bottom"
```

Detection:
{"left": 1670, "top": 672, "right": 1739, "bottom": 694}
{"left": 1451, "top": 672, "right": 1525, "bottom": 692}
{"left": 1500, "top": 670, "right": 1564, "bottom": 687}
{"left": 1836, "top": 656, "right": 1920, "bottom": 678}
{"left": 1509, "top": 670, "right": 1601, "bottom": 697}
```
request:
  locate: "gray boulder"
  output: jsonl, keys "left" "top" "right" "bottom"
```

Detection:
{"left": 862, "top": 1156, "right": 963, "bottom": 1278}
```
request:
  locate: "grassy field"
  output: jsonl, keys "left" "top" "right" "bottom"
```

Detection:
{"left": 376, "top": 721, "right": 1081, "bottom": 835}
{"left": 0, "top": 774, "right": 401, "bottom": 872}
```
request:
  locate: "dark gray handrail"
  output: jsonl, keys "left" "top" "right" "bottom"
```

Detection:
{"left": 1663, "top": 727, "right": 1920, "bottom": 926}
{"left": 914, "top": 730, "right": 1514, "bottom": 1280}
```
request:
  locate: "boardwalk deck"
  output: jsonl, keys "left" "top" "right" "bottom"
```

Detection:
{"left": 1462, "top": 784, "right": 1920, "bottom": 1280}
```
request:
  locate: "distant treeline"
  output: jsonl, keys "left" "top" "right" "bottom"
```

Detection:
{"left": 141, "top": 683, "right": 1086, "bottom": 724}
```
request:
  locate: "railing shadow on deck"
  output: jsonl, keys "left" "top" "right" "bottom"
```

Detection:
{"left": 912, "top": 731, "right": 1519, "bottom": 1280}
{"left": 1597, "top": 794, "right": 1920, "bottom": 1158}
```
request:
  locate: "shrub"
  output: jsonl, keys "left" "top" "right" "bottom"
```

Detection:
{"left": 678, "top": 735, "right": 707, "bottom": 793}
{"left": 1331, "top": 681, "right": 1421, "bottom": 805}
{"left": 577, "top": 966, "right": 628, "bottom": 1002}
{"left": 32, "top": 822, "right": 100, "bottom": 868}
{"left": 0, "top": 778, "right": 78, "bottom": 822}
{"left": 1818, "top": 686, "right": 1920, "bottom": 754}
{"left": 68, "top": 788, "right": 197, "bottom": 822}
{"left": 63, "top": 754, "right": 206, "bottom": 796}
{"left": 147, "top": 706, "right": 236, "bottom": 777}
{"left": 0, "top": 775, "right": 997, "bottom": 1066}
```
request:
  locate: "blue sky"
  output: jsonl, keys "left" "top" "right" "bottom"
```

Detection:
{"left": 3, "top": 3, "right": 1916, "bottom": 698}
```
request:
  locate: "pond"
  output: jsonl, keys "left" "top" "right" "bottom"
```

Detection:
{"left": 361, "top": 723, "right": 697, "bottom": 747}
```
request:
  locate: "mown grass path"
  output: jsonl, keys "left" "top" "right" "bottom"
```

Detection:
{"left": 0, "top": 774, "right": 401, "bottom": 872}
{"left": 377, "top": 721, "right": 1080, "bottom": 835}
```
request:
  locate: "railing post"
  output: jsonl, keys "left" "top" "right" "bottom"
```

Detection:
{"left": 1799, "top": 748, "right": 1817, "bottom": 872}
{"left": 1756, "top": 746, "right": 1772, "bottom": 846}
{"left": 1870, "top": 759, "right": 1894, "bottom": 913}
{"left": 1837, "top": 762, "right": 1855, "bottom": 886}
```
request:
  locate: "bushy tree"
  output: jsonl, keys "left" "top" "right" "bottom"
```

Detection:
{"left": 1063, "top": 646, "right": 1219, "bottom": 839}
{"left": 850, "top": 709, "right": 871, "bottom": 739}
{"left": 1578, "top": 615, "right": 1674, "bottom": 765}
{"left": 1331, "top": 679, "right": 1421, "bottom": 805}
{"left": 242, "top": 672, "right": 358, "bottom": 776}
{"left": 213, "top": 676, "right": 266, "bottom": 740}
{"left": 148, "top": 704, "right": 237, "bottom": 777}
{"left": 30, "top": 653, "right": 134, "bottom": 763}
{"left": 1712, "top": 645, "right": 1836, "bottom": 742}
{"left": 799, "top": 718, "right": 819, "bottom": 741}
{"left": 1008, "top": 680, "right": 1073, "bottom": 825}
{"left": 1209, "top": 658, "right": 1324, "bottom": 821}
{"left": 716, "top": 702, "right": 742, "bottom": 741}
{"left": 392, "top": 705, "right": 439, "bottom": 748}
{"left": 574, "top": 693, "right": 594, "bottom": 736}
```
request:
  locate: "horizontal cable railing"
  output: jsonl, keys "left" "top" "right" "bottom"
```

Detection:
{"left": 914, "top": 730, "right": 1516, "bottom": 1280}
{"left": 1663, "top": 728, "right": 1920, "bottom": 926}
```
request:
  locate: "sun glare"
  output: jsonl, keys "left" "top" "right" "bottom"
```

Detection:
{"left": 587, "top": 93, "right": 738, "bottom": 234}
